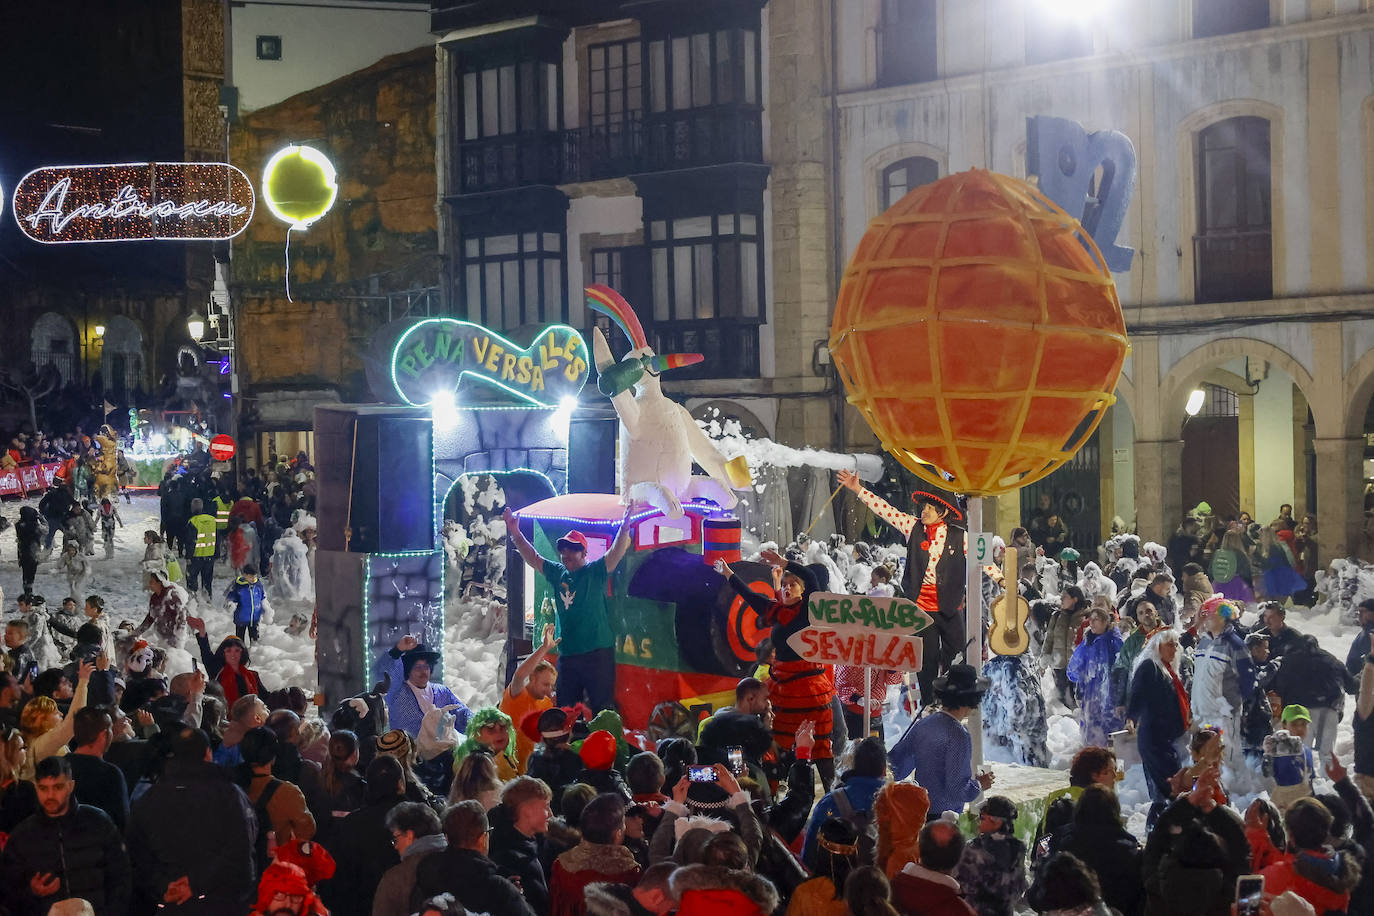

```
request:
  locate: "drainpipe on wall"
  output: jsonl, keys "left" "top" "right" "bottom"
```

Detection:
{"left": 828, "top": 0, "right": 846, "bottom": 456}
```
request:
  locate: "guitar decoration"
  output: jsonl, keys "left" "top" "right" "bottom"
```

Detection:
{"left": 988, "top": 546, "right": 1032, "bottom": 656}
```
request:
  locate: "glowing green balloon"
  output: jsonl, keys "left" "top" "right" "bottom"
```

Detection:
{"left": 262, "top": 145, "right": 337, "bottom": 229}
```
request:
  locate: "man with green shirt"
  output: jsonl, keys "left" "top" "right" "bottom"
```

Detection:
{"left": 503, "top": 506, "right": 633, "bottom": 712}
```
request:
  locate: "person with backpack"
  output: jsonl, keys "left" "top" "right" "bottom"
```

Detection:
{"left": 1269, "top": 633, "right": 1357, "bottom": 762}
{"left": 801, "top": 737, "right": 887, "bottom": 864}
{"left": 239, "top": 726, "right": 316, "bottom": 874}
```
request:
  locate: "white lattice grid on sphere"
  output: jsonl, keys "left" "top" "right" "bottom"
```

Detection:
{"left": 830, "top": 169, "right": 1130, "bottom": 497}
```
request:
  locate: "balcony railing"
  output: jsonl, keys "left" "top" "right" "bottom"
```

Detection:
{"left": 457, "top": 108, "right": 765, "bottom": 195}
{"left": 1194, "top": 230, "right": 1273, "bottom": 304}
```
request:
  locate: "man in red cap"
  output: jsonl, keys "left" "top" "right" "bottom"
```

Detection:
{"left": 838, "top": 470, "right": 967, "bottom": 706}
{"left": 504, "top": 505, "right": 635, "bottom": 712}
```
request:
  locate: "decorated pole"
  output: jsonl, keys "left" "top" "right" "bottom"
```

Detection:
{"left": 966, "top": 497, "right": 983, "bottom": 766}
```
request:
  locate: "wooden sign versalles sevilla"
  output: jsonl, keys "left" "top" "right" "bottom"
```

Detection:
{"left": 785, "top": 593, "right": 932, "bottom": 670}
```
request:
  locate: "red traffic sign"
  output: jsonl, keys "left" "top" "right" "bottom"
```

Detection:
{"left": 209, "top": 434, "right": 236, "bottom": 462}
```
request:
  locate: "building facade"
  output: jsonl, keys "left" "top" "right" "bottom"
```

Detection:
{"left": 227, "top": 0, "right": 432, "bottom": 114}
{"left": 826, "top": 0, "right": 1374, "bottom": 563}
{"left": 228, "top": 46, "right": 439, "bottom": 467}
{"left": 428, "top": 0, "right": 841, "bottom": 474}
{"left": 0, "top": 0, "right": 230, "bottom": 427}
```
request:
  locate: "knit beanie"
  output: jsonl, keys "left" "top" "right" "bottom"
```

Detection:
{"left": 376, "top": 729, "right": 413, "bottom": 760}
{"left": 579, "top": 729, "right": 618, "bottom": 771}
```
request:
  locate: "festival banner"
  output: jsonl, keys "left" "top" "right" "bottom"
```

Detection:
{"left": 13, "top": 162, "right": 255, "bottom": 243}
{"left": 785, "top": 592, "right": 932, "bottom": 670}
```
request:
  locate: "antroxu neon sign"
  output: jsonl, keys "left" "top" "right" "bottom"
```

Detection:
{"left": 12, "top": 162, "right": 255, "bottom": 243}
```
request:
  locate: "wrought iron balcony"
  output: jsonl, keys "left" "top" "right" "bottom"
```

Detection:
{"left": 456, "top": 108, "right": 765, "bottom": 195}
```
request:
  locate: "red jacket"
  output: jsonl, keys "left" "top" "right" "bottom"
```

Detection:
{"left": 1261, "top": 848, "right": 1359, "bottom": 915}
{"left": 550, "top": 843, "right": 639, "bottom": 916}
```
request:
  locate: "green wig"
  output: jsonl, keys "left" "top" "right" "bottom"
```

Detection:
{"left": 453, "top": 705, "right": 518, "bottom": 771}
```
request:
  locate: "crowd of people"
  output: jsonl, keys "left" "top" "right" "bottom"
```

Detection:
{"left": 0, "top": 435, "right": 1371, "bottom": 916}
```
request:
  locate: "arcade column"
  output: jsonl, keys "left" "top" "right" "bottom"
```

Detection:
{"left": 1313, "top": 436, "right": 1364, "bottom": 565}
{"left": 1133, "top": 438, "right": 1183, "bottom": 541}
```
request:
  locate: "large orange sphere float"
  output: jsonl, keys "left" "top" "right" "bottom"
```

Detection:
{"left": 830, "top": 169, "right": 1130, "bottom": 496}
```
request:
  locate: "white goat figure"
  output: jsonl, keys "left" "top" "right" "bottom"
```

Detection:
{"left": 585, "top": 285, "right": 741, "bottom": 518}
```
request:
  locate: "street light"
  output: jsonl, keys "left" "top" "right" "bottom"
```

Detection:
{"left": 1185, "top": 388, "right": 1205, "bottom": 417}
{"left": 94, "top": 325, "right": 105, "bottom": 338}
{"left": 187, "top": 310, "right": 206, "bottom": 343}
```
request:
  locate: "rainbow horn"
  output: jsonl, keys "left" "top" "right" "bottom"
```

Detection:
{"left": 645, "top": 353, "right": 704, "bottom": 372}
{"left": 585, "top": 284, "right": 648, "bottom": 350}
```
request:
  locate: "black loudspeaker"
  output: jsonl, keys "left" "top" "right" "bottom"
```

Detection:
{"left": 569, "top": 412, "right": 618, "bottom": 495}
{"left": 316, "top": 406, "right": 435, "bottom": 553}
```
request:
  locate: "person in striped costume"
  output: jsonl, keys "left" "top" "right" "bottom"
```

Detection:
{"left": 717, "top": 549, "right": 838, "bottom": 787}
{"left": 838, "top": 470, "right": 967, "bottom": 706}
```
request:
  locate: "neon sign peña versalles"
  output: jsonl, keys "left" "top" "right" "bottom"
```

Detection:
{"left": 12, "top": 162, "right": 255, "bottom": 243}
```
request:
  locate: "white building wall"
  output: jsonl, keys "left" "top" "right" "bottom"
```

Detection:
{"left": 230, "top": 0, "right": 432, "bottom": 113}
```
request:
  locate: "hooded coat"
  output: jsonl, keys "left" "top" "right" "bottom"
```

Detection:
{"left": 670, "top": 865, "right": 780, "bottom": 916}
{"left": 1067, "top": 629, "right": 1125, "bottom": 747}
{"left": 1141, "top": 797, "right": 1249, "bottom": 916}
{"left": 196, "top": 632, "right": 265, "bottom": 707}
{"left": 1261, "top": 847, "right": 1362, "bottom": 915}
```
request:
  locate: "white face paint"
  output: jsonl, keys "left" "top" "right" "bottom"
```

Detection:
{"left": 127, "top": 648, "right": 154, "bottom": 673}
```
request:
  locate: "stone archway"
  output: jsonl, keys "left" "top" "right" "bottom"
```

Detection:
{"left": 1158, "top": 337, "right": 1318, "bottom": 436}
{"left": 1149, "top": 335, "right": 1361, "bottom": 563}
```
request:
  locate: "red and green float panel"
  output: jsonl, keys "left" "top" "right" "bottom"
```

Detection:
{"left": 514, "top": 493, "right": 776, "bottom": 733}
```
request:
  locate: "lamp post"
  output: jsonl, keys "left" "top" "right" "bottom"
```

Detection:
{"left": 187, "top": 310, "right": 206, "bottom": 343}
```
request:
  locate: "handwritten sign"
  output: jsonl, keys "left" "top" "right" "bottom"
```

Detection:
{"left": 390, "top": 318, "right": 589, "bottom": 408}
{"left": 785, "top": 592, "right": 932, "bottom": 671}
{"left": 13, "top": 163, "right": 255, "bottom": 243}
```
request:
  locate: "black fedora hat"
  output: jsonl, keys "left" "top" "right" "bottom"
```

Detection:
{"left": 932, "top": 663, "right": 990, "bottom": 706}
{"left": 911, "top": 483, "right": 966, "bottom": 522}
{"left": 401, "top": 645, "right": 442, "bottom": 677}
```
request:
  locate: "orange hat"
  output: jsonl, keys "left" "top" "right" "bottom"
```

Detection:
{"left": 579, "top": 729, "right": 617, "bottom": 770}
{"left": 875, "top": 782, "right": 930, "bottom": 879}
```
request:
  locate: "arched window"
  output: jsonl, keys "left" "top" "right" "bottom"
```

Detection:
{"left": 29, "top": 313, "right": 77, "bottom": 386}
{"left": 1195, "top": 116, "right": 1272, "bottom": 303}
{"left": 880, "top": 156, "right": 939, "bottom": 210}
{"left": 100, "top": 316, "right": 145, "bottom": 401}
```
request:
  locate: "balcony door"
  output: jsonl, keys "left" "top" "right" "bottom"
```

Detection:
{"left": 1195, "top": 116, "right": 1272, "bottom": 303}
